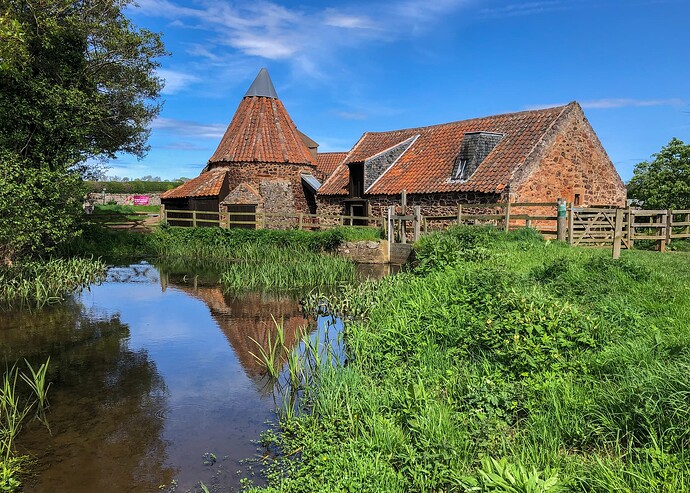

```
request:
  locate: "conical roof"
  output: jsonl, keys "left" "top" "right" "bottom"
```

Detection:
{"left": 208, "top": 68, "right": 314, "bottom": 165}
{"left": 244, "top": 68, "right": 278, "bottom": 98}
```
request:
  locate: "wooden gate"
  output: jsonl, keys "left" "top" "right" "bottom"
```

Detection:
{"left": 568, "top": 207, "right": 631, "bottom": 249}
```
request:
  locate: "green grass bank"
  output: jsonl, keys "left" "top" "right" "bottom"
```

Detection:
{"left": 250, "top": 226, "right": 690, "bottom": 492}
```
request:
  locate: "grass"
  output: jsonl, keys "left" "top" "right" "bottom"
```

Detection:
{"left": 93, "top": 204, "right": 160, "bottom": 214}
{"left": 0, "top": 258, "right": 107, "bottom": 308}
{"left": 248, "top": 226, "right": 690, "bottom": 492}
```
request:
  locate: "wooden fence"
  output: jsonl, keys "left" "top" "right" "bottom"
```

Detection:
{"left": 161, "top": 204, "right": 688, "bottom": 258}
{"left": 162, "top": 209, "right": 385, "bottom": 230}
{"left": 421, "top": 201, "right": 561, "bottom": 239}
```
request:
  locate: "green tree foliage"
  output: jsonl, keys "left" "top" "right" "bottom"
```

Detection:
{"left": 0, "top": 0, "right": 166, "bottom": 261}
{"left": 627, "top": 138, "right": 690, "bottom": 210}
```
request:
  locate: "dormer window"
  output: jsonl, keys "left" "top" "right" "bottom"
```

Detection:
{"left": 452, "top": 132, "right": 504, "bottom": 182}
{"left": 454, "top": 158, "right": 469, "bottom": 180}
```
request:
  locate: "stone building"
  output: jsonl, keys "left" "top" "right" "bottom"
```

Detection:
{"left": 161, "top": 68, "right": 324, "bottom": 227}
{"left": 317, "top": 102, "right": 626, "bottom": 220}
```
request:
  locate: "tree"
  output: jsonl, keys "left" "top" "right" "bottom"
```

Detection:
{"left": 627, "top": 138, "right": 690, "bottom": 210}
{"left": 0, "top": 0, "right": 166, "bottom": 261}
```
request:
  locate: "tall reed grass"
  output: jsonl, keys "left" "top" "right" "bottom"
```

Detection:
{"left": 1, "top": 360, "right": 51, "bottom": 492}
{"left": 0, "top": 258, "right": 106, "bottom": 308}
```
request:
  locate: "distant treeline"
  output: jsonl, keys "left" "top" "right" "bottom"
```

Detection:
{"left": 85, "top": 180, "right": 184, "bottom": 194}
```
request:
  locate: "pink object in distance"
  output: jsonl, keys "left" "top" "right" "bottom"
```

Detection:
{"left": 133, "top": 195, "right": 149, "bottom": 205}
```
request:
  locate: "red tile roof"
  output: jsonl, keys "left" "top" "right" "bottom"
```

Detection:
{"left": 319, "top": 103, "right": 571, "bottom": 196}
{"left": 314, "top": 152, "right": 347, "bottom": 179}
{"left": 208, "top": 96, "right": 314, "bottom": 165}
{"left": 161, "top": 169, "right": 227, "bottom": 199}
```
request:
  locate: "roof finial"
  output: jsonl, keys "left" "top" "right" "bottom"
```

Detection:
{"left": 244, "top": 68, "right": 278, "bottom": 99}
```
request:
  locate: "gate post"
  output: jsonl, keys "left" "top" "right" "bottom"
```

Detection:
{"left": 413, "top": 206, "right": 421, "bottom": 242}
{"left": 612, "top": 208, "right": 624, "bottom": 259}
{"left": 557, "top": 198, "right": 567, "bottom": 241}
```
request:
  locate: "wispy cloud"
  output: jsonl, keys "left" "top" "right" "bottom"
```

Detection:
{"left": 152, "top": 118, "right": 227, "bottom": 139}
{"left": 134, "top": 0, "right": 473, "bottom": 70}
{"left": 525, "top": 98, "right": 687, "bottom": 111}
{"left": 581, "top": 98, "right": 687, "bottom": 109}
{"left": 478, "top": 1, "right": 569, "bottom": 18}
{"left": 157, "top": 69, "right": 200, "bottom": 94}
{"left": 161, "top": 142, "right": 209, "bottom": 151}
{"left": 333, "top": 111, "right": 369, "bottom": 120}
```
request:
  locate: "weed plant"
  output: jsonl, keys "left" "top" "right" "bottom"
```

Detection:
{"left": 0, "top": 258, "right": 106, "bottom": 308}
{"left": 249, "top": 226, "right": 690, "bottom": 492}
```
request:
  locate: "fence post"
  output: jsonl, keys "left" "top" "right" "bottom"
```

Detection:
{"left": 567, "top": 203, "right": 574, "bottom": 245}
{"left": 413, "top": 206, "right": 421, "bottom": 242}
{"left": 192, "top": 210, "right": 197, "bottom": 227}
{"left": 557, "top": 198, "right": 567, "bottom": 241}
{"left": 457, "top": 204, "right": 462, "bottom": 225}
{"left": 160, "top": 204, "right": 166, "bottom": 225}
{"left": 298, "top": 212, "right": 303, "bottom": 230}
{"left": 657, "top": 213, "right": 665, "bottom": 252}
{"left": 612, "top": 208, "right": 624, "bottom": 259}
{"left": 626, "top": 207, "right": 634, "bottom": 249}
{"left": 401, "top": 189, "right": 407, "bottom": 243}
{"left": 665, "top": 210, "right": 672, "bottom": 249}
{"left": 387, "top": 206, "right": 394, "bottom": 259}
{"left": 503, "top": 202, "right": 511, "bottom": 232}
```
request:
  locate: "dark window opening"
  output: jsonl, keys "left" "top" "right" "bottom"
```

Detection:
{"left": 349, "top": 163, "right": 364, "bottom": 198}
{"left": 574, "top": 194, "right": 581, "bottom": 206}
{"left": 345, "top": 200, "right": 368, "bottom": 226}
{"left": 228, "top": 204, "right": 256, "bottom": 229}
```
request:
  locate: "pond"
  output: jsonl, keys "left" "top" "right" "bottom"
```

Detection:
{"left": 0, "top": 261, "right": 348, "bottom": 492}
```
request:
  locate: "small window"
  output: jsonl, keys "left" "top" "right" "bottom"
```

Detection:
{"left": 574, "top": 194, "right": 581, "bottom": 206}
{"left": 455, "top": 158, "right": 469, "bottom": 181}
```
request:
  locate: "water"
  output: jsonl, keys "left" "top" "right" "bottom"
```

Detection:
{"left": 0, "top": 262, "right": 340, "bottom": 492}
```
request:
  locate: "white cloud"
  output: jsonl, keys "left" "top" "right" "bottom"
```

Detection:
{"left": 333, "top": 111, "right": 368, "bottom": 120}
{"left": 157, "top": 69, "right": 200, "bottom": 94}
{"left": 324, "top": 13, "right": 377, "bottom": 29}
{"left": 152, "top": 118, "right": 227, "bottom": 139}
{"left": 581, "top": 98, "right": 687, "bottom": 109}
{"left": 478, "top": 1, "right": 568, "bottom": 18}
{"left": 132, "top": 0, "right": 474, "bottom": 68}
{"left": 525, "top": 98, "right": 687, "bottom": 111}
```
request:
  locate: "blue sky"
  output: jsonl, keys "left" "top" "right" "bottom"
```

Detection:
{"left": 111, "top": 0, "right": 690, "bottom": 182}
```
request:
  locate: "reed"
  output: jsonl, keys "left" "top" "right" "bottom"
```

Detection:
{"left": 1, "top": 360, "right": 51, "bottom": 492}
{"left": 220, "top": 253, "right": 356, "bottom": 291}
{"left": 0, "top": 258, "right": 106, "bottom": 308}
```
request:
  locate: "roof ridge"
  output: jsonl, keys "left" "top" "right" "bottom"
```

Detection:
{"left": 360, "top": 103, "right": 574, "bottom": 136}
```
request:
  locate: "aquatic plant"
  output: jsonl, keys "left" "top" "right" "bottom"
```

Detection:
{"left": 0, "top": 360, "right": 51, "bottom": 492}
{"left": 0, "top": 258, "right": 106, "bottom": 308}
{"left": 220, "top": 253, "right": 356, "bottom": 291}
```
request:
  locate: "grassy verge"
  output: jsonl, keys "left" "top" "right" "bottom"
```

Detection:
{"left": 93, "top": 204, "right": 160, "bottom": 214}
{"left": 249, "top": 226, "right": 690, "bottom": 492}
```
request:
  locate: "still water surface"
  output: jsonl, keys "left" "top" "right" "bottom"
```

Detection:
{"left": 0, "top": 262, "right": 341, "bottom": 492}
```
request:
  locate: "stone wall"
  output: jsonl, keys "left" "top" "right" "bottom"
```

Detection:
{"left": 317, "top": 192, "right": 502, "bottom": 221}
{"left": 511, "top": 104, "right": 627, "bottom": 207}
{"left": 213, "top": 161, "right": 316, "bottom": 215}
{"left": 336, "top": 240, "right": 388, "bottom": 264}
{"left": 87, "top": 192, "right": 162, "bottom": 206}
